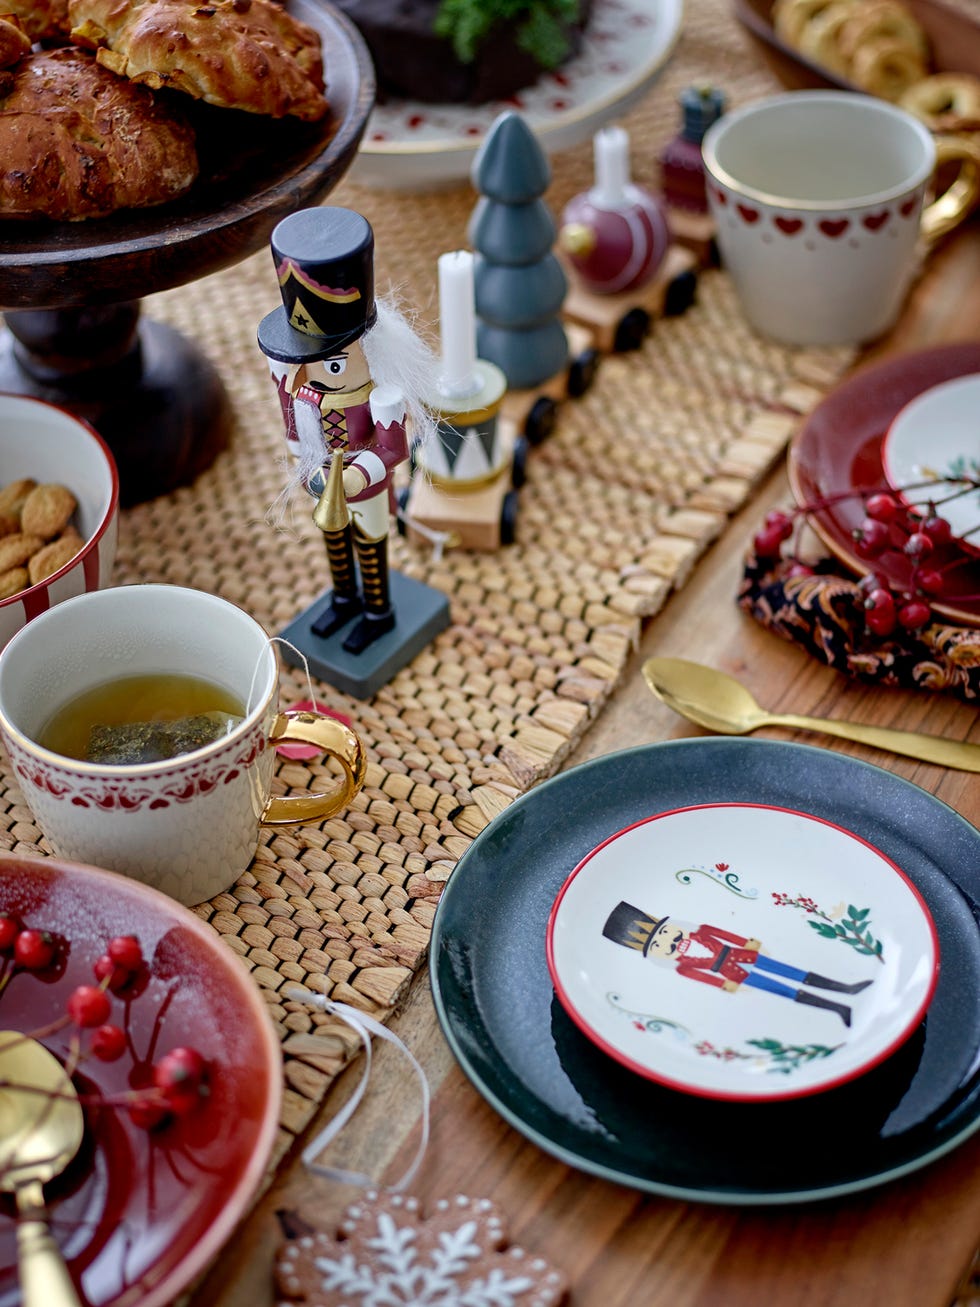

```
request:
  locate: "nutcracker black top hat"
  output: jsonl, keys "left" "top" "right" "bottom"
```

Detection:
{"left": 257, "top": 207, "right": 377, "bottom": 364}
{"left": 602, "top": 902, "right": 669, "bottom": 957}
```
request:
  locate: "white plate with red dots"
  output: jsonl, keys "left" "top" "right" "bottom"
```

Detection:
{"left": 546, "top": 803, "right": 939, "bottom": 1101}
{"left": 0, "top": 852, "right": 281, "bottom": 1307}
{"left": 882, "top": 373, "right": 980, "bottom": 548}
{"left": 347, "top": 0, "right": 683, "bottom": 189}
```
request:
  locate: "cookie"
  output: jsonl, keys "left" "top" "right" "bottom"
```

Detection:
{"left": 28, "top": 531, "right": 83, "bottom": 584}
{"left": 0, "top": 566, "right": 28, "bottom": 599}
{"left": 0, "top": 532, "right": 44, "bottom": 572}
{"left": 0, "top": 478, "right": 36, "bottom": 517}
{"left": 20, "top": 482, "right": 77, "bottom": 540}
{"left": 274, "top": 1191, "right": 567, "bottom": 1307}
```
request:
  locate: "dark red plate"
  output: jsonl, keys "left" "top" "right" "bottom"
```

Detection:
{"left": 788, "top": 342, "right": 980, "bottom": 626}
{"left": 0, "top": 853, "right": 281, "bottom": 1307}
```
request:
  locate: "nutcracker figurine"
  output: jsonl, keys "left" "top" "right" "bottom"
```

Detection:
{"left": 258, "top": 206, "right": 450, "bottom": 699}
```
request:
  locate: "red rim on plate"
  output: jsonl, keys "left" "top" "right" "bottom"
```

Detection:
{"left": 546, "top": 803, "right": 939, "bottom": 1102}
{"left": 0, "top": 853, "right": 281, "bottom": 1307}
{"left": 788, "top": 342, "right": 980, "bottom": 626}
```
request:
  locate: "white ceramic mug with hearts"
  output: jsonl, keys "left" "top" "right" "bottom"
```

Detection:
{"left": 0, "top": 584, "right": 367, "bottom": 906}
{"left": 702, "top": 91, "right": 980, "bottom": 346}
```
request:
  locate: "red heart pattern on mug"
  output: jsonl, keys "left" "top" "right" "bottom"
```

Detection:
{"left": 730, "top": 206, "right": 905, "bottom": 237}
{"left": 818, "top": 218, "right": 850, "bottom": 238}
{"left": 900, "top": 196, "right": 918, "bottom": 217}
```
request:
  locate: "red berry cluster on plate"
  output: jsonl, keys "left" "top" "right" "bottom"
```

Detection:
{"left": 752, "top": 471, "right": 979, "bottom": 642}
{"left": 0, "top": 914, "right": 209, "bottom": 1131}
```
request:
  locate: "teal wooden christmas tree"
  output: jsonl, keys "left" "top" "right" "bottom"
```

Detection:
{"left": 468, "top": 111, "right": 569, "bottom": 391}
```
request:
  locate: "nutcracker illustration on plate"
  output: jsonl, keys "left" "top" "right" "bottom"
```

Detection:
{"left": 258, "top": 206, "right": 450, "bottom": 699}
{"left": 603, "top": 901, "right": 872, "bottom": 1027}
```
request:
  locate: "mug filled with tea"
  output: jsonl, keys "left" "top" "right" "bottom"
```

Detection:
{"left": 0, "top": 584, "right": 367, "bottom": 905}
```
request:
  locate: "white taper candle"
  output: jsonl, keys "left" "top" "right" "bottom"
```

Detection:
{"left": 438, "top": 249, "right": 480, "bottom": 399}
{"left": 592, "top": 125, "right": 631, "bottom": 208}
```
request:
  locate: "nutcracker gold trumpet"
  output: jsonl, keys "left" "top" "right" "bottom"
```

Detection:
{"left": 0, "top": 1032, "right": 84, "bottom": 1307}
{"left": 643, "top": 657, "right": 980, "bottom": 772}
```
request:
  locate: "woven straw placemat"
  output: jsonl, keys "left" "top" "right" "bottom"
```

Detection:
{"left": 0, "top": 0, "right": 861, "bottom": 1167}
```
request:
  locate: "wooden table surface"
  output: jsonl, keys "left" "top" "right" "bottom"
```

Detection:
{"left": 189, "top": 217, "right": 980, "bottom": 1307}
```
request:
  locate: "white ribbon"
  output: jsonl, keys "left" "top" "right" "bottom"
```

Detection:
{"left": 285, "top": 984, "right": 431, "bottom": 1192}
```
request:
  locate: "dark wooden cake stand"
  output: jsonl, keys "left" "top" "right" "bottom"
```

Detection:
{"left": 0, "top": 0, "right": 375, "bottom": 506}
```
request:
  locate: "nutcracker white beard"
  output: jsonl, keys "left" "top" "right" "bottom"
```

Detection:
{"left": 272, "top": 296, "right": 441, "bottom": 513}
{"left": 362, "top": 297, "right": 440, "bottom": 452}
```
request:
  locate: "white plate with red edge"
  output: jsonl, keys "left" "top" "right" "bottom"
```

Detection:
{"left": 347, "top": 0, "right": 683, "bottom": 189}
{"left": 881, "top": 372, "right": 980, "bottom": 548}
{"left": 546, "top": 802, "right": 939, "bottom": 1102}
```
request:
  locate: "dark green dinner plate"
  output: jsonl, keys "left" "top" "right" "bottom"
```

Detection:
{"left": 430, "top": 738, "right": 980, "bottom": 1204}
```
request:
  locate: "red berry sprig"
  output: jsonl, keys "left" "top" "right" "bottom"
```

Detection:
{"left": 0, "top": 926, "right": 209, "bottom": 1133}
{"left": 751, "top": 471, "right": 980, "bottom": 641}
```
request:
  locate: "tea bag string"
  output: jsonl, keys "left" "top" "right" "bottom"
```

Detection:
{"left": 245, "top": 637, "right": 321, "bottom": 717}
{"left": 285, "top": 984, "right": 431, "bottom": 1193}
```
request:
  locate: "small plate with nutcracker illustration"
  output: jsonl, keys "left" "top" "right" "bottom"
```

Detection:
{"left": 431, "top": 738, "right": 980, "bottom": 1204}
{"left": 546, "top": 803, "right": 939, "bottom": 1102}
{"left": 0, "top": 852, "right": 281, "bottom": 1307}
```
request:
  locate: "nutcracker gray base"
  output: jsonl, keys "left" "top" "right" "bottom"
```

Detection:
{"left": 279, "top": 572, "right": 451, "bottom": 699}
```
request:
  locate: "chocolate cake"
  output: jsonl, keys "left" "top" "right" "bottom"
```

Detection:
{"left": 333, "top": 0, "right": 593, "bottom": 104}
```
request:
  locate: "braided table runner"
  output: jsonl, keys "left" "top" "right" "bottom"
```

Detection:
{"left": 0, "top": 1, "right": 860, "bottom": 1168}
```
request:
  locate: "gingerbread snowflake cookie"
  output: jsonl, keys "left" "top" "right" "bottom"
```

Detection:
{"left": 275, "top": 1190, "right": 568, "bottom": 1307}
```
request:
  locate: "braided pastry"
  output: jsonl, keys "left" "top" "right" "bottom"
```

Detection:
{"left": 837, "top": 0, "right": 930, "bottom": 62}
{"left": 772, "top": 0, "right": 838, "bottom": 47}
{"left": 900, "top": 72, "right": 980, "bottom": 131}
{"left": 850, "top": 37, "right": 927, "bottom": 101}
{"left": 773, "top": 0, "right": 936, "bottom": 109}
{"left": 797, "top": 2, "right": 860, "bottom": 76}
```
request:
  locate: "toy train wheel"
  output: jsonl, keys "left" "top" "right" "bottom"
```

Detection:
{"left": 664, "top": 268, "right": 698, "bottom": 317}
{"left": 395, "top": 485, "right": 410, "bottom": 535}
{"left": 511, "top": 436, "right": 529, "bottom": 488}
{"left": 499, "top": 489, "right": 520, "bottom": 545}
{"left": 524, "top": 395, "right": 558, "bottom": 444}
{"left": 613, "top": 307, "right": 651, "bottom": 353}
{"left": 567, "top": 346, "right": 600, "bottom": 397}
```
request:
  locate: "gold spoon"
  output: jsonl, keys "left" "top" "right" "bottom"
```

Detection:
{"left": 643, "top": 657, "right": 980, "bottom": 773}
{"left": 0, "top": 1031, "right": 84, "bottom": 1307}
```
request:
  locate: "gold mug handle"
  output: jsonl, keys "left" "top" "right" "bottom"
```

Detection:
{"left": 261, "top": 710, "right": 366, "bottom": 825}
{"left": 921, "top": 134, "right": 980, "bottom": 245}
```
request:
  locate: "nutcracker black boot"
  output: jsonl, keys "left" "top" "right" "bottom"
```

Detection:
{"left": 794, "top": 990, "right": 852, "bottom": 1027}
{"left": 802, "top": 973, "right": 873, "bottom": 995}
{"left": 343, "top": 533, "right": 395, "bottom": 654}
{"left": 310, "top": 522, "right": 364, "bottom": 638}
